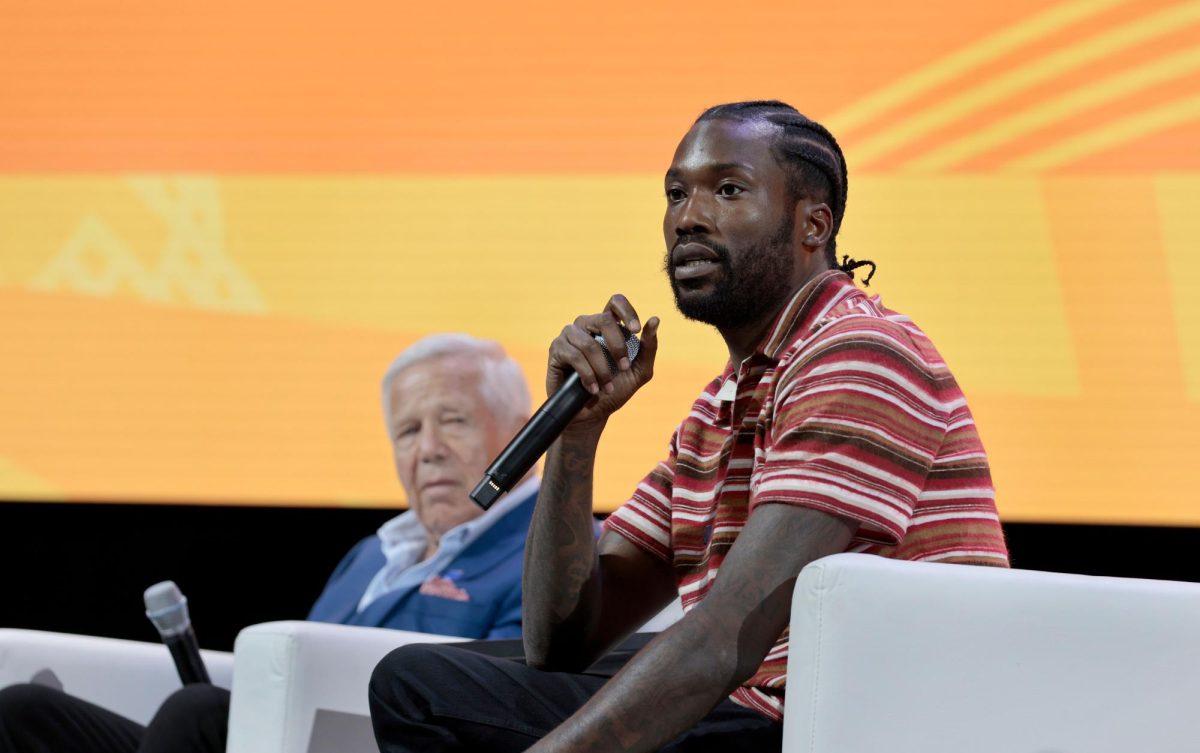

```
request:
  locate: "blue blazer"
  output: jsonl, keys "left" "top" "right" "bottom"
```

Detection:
{"left": 306, "top": 490, "right": 536, "bottom": 639}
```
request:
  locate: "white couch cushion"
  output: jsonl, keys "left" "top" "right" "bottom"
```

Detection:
{"left": 783, "top": 553, "right": 1200, "bottom": 753}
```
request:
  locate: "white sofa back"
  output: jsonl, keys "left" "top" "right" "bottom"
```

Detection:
{"left": 783, "top": 553, "right": 1200, "bottom": 753}
{"left": 0, "top": 628, "right": 233, "bottom": 725}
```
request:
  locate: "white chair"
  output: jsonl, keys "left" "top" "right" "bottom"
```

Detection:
{"left": 224, "top": 598, "right": 684, "bottom": 753}
{"left": 0, "top": 628, "right": 233, "bottom": 725}
{"left": 0, "top": 601, "right": 680, "bottom": 753}
{"left": 783, "top": 553, "right": 1200, "bottom": 753}
{"left": 226, "top": 622, "right": 459, "bottom": 753}
{"left": 227, "top": 557, "right": 1200, "bottom": 753}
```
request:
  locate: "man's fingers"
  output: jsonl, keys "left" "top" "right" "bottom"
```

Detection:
{"left": 550, "top": 326, "right": 597, "bottom": 395}
{"left": 606, "top": 294, "right": 642, "bottom": 335}
{"left": 594, "top": 313, "right": 631, "bottom": 373}
{"left": 562, "top": 324, "right": 614, "bottom": 394}
{"left": 635, "top": 317, "right": 660, "bottom": 380}
{"left": 573, "top": 311, "right": 630, "bottom": 384}
{"left": 549, "top": 297, "right": 654, "bottom": 405}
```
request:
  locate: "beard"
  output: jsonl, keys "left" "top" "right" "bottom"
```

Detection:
{"left": 665, "top": 214, "right": 796, "bottom": 330}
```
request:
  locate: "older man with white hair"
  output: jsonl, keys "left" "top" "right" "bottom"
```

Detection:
{"left": 0, "top": 333, "right": 538, "bottom": 753}
{"left": 307, "top": 332, "right": 539, "bottom": 637}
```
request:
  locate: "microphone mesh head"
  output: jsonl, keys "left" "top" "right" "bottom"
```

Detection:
{"left": 144, "top": 580, "right": 190, "bottom": 635}
{"left": 593, "top": 331, "right": 641, "bottom": 375}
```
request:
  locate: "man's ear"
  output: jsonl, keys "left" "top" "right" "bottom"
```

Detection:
{"left": 797, "top": 200, "right": 833, "bottom": 251}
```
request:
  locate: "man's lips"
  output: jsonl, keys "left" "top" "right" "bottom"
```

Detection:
{"left": 671, "top": 242, "right": 722, "bottom": 281}
{"left": 420, "top": 479, "right": 460, "bottom": 493}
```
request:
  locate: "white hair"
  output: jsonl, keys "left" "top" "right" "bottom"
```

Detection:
{"left": 380, "top": 333, "right": 532, "bottom": 429}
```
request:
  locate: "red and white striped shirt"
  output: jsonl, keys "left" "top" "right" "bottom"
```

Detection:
{"left": 605, "top": 270, "right": 1008, "bottom": 720}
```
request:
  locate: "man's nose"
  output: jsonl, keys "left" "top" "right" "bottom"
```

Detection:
{"left": 416, "top": 424, "right": 448, "bottom": 461}
{"left": 675, "top": 194, "right": 715, "bottom": 238}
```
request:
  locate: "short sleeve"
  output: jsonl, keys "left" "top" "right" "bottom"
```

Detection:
{"left": 602, "top": 429, "right": 679, "bottom": 562}
{"left": 751, "top": 322, "right": 947, "bottom": 544}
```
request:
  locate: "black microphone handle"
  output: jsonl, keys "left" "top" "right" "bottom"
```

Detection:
{"left": 470, "top": 371, "right": 592, "bottom": 510}
{"left": 164, "top": 631, "right": 211, "bottom": 685}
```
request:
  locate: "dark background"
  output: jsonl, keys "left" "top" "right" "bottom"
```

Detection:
{"left": 2, "top": 500, "right": 1198, "bottom": 652}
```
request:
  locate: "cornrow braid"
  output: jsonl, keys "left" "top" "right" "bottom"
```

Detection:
{"left": 696, "top": 100, "right": 878, "bottom": 285}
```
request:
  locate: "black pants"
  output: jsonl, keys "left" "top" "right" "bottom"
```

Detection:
{"left": 0, "top": 682, "right": 228, "bottom": 753}
{"left": 368, "top": 642, "right": 783, "bottom": 753}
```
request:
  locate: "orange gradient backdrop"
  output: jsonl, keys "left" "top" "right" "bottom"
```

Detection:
{"left": 2, "top": 0, "right": 1199, "bottom": 523}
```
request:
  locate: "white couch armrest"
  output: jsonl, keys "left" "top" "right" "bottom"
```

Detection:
{"left": 637, "top": 597, "right": 684, "bottom": 633}
{"left": 226, "top": 621, "right": 460, "bottom": 753}
{"left": 783, "top": 553, "right": 1200, "bottom": 753}
{"left": 0, "top": 628, "right": 232, "bottom": 726}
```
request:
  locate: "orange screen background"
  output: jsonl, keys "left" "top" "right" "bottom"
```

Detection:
{"left": 3, "top": 0, "right": 1199, "bottom": 524}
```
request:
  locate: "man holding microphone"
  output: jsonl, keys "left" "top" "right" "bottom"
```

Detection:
{"left": 369, "top": 101, "right": 1008, "bottom": 753}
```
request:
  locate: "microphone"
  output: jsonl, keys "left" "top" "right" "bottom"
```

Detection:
{"left": 144, "top": 581, "right": 211, "bottom": 686}
{"left": 471, "top": 331, "right": 640, "bottom": 510}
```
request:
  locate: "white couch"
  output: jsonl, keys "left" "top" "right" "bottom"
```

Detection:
{"left": 226, "top": 555, "right": 1200, "bottom": 753}
{"left": 226, "top": 598, "right": 684, "bottom": 753}
{"left": 0, "top": 628, "right": 234, "bottom": 725}
{"left": 783, "top": 553, "right": 1200, "bottom": 753}
{"left": 0, "top": 599, "right": 682, "bottom": 753}
{"left": 5, "top": 556, "right": 1198, "bottom": 753}
{"left": 226, "top": 622, "right": 460, "bottom": 753}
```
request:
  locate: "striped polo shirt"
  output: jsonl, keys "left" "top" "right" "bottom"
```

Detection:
{"left": 605, "top": 269, "right": 1009, "bottom": 720}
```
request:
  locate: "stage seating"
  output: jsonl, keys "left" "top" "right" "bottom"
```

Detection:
{"left": 6, "top": 557, "right": 1197, "bottom": 752}
{"left": 226, "top": 622, "right": 458, "bottom": 753}
{"left": 0, "top": 628, "right": 233, "bottom": 725}
{"left": 228, "top": 557, "right": 1200, "bottom": 752}
{"left": 225, "top": 598, "right": 683, "bottom": 753}
{"left": 783, "top": 553, "right": 1200, "bottom": 752}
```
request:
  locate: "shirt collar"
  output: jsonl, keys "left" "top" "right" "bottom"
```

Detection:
{"left": 755, "top": 270, "right": 860, "bottom": 361}
{"left": 376, "top": 475, "right": 541, "bottom": 553}
{"left": 712, "top": 270, "right": 859, "bottom": 402}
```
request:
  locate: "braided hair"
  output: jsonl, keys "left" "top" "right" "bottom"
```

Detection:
{"left": 696, "top": 101, "right": 876, "bottom": 285}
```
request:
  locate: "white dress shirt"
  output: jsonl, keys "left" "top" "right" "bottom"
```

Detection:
{"left": 356, "top": 476, "right": 540, "bottom": 612}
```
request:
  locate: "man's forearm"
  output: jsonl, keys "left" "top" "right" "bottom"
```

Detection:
{"left": 526, "top": 504, "right": 856, "bottom": 753}
{"left": 522, "top": 428, "right": 605, "bottom": 668}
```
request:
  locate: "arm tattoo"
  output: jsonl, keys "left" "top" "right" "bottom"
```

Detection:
{"left": 522, "top": 431, "right": 605, "bottom": 668}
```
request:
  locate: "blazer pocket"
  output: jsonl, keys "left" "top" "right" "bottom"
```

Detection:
{"left": 408, "top": 593, "right": 494, "bottom": 639}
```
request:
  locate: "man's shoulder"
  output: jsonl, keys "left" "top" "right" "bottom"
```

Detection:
{"left": 339, "top": 533, "right": 387, "bottom": 569}
{"left": 782, "top": 305, "right": 926, "bottom": 366}
{"left": 770, "top": 296, "right": 955, "bottom": 404}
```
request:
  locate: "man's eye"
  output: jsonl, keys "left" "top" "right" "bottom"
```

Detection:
{"left": 442, "top": 415, "right": 466, "bottom": 425}
{"left": 717, "top": 184, "right": 744, "bottom": 197}
{"left": 395, "top": 425, "right": 418, "bottom": 439}
{"left": 666, "top": 188, "right": 686, "bottom": 202}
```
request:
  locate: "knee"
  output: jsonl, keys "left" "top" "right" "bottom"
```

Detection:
{"left": 370, "top": 643, "right": 445, "bottom": 697}
{"left": 148, "top": 683, "right": 230, "bottom": 735}
{"left": 0, "top": 683, "right": 63, "bottom": 727}
{"left": 369, "top": 642, "right": 468, "bottom": 714}
{"left": 156, "top": 684, "right": 228, "bottom": 716}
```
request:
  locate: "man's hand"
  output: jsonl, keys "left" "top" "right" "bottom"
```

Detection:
{"left": 523, "top": 294, "right": 668, "bottom": 671}
{"left": 547, "top": 294, "right": 659, "bottom": 431}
